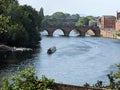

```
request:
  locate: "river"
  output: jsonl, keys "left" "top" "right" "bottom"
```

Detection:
{"left": 0, "top": 30, "right": 120, "bottom": 86}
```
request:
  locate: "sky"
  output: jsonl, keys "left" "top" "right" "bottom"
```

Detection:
{"left": 18, "top": 0, "right": 120, "bottom": 16}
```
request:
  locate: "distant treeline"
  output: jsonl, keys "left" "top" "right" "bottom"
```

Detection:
{"left": 0, "top": 0, "right": 44, "bottom": 47}
{"left": 42, "top": 12, "right": 98, "bottom": 27}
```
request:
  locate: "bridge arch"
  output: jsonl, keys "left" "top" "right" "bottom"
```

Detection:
{"left": 87, "top": 26, "right": 100, "bottom": 36}
{"left": 86, "top": 29, "right": 96, "bottom": 36}
{"left": 43, "top": 27, "right": 57, "bottom": 36}
{"left": 75, "top": 26, "right": 100, "bottom": 37}
{"left": 53, "top": 29, "right": 65, "bottom": 36}
{"left": 41, "top": 30, "right": 48, "bottom": 36}
{"left": 69, "top": 29, "right": 79, "bottom": 36}
{"left": 42, "top": 26, "right": 100, "bottom": 37}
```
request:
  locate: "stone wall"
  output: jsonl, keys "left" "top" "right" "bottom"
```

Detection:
{"left": 53, "top": 83, "right": 105, "bottom": 90}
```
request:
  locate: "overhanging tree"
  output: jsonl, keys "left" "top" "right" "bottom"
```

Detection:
{"left": 0, "top": 0, "right": 43, "bottom": 47}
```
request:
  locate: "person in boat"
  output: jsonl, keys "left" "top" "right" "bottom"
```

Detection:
{"left": 47, "top": 46, "right": 56, "bottom": 54}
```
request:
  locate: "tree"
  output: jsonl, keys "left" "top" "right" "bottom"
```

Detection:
{"left": 0, "top": 0, "right": 43, "bottom": 47}
{"left": 89, "top": 20, "right": 97, "bottom": 26}
{"left": 0, "top": 0, "right": 18, "bottom": 14}
{"left": 114, "top": 64, "right": 120, "bottom": 89}
{"left": 0, "top": 15, "right": 11, "bottom": 43}
{"left": 18, "top": 5, "right": 41, "bottom": 46}
{"left": 0, "top": 66, "right": 55, "bottom": 90}
{"left": 42, "top": 12, "right": 80, "bottom": 27}
{"left": 64, "top": 13, "right": 70, "bottom": 19}
{"left": 76, "top": 16, "right": 97, "bottom": 26}
{"left": 70, "top": 14, "right": 80, "bottom": 20}
{"left": 52, "top": 12, "right": 65, "bottom": 19}
{"left": 94, "top": 80, "right": 103, "bottom": 88}
{"left": 7, "top": 24, "right": 29, "bottom": 46}
{"left": 39, "top": 7, "right": 44, "bottom": 20}
{"left": 106, "top": 64, "right": 120, "bottom": 89}
{"left": 113, "top": 64, "right": 120, "bottom": 79}
{"left": 76, "top": 17, "right": 89, "bottom": 26}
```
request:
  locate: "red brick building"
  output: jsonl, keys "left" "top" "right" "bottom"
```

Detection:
{"left": 99, "top": 12, "right": 120, "bottom": 31}
{"left": 99, "top": 15, "right": 116, "bottom": 30}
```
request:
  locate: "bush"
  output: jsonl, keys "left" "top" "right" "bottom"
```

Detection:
{"left": 0, "top": 66, "right": 54, "bottom": 90}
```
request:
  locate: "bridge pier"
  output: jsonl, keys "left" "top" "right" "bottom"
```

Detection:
{"left": 95, "top": 30, "right": 101, "bottom": 36}
{"left": 61, "top": 27, "right": 73, "bottom": 37}
{"left": 48, "top": 31, "right": 53, "bottom": 36}
{"left": 91, "top": 26, "right": 101, "bottom": 37}
{"left": 80, "top": 32, "right": 85, "bottom": 37}
{"left": 64, "top": 32, "right": 70, "bottom": 37}
{"left": 76, "top": 28, "right": 86, "bottom": 37}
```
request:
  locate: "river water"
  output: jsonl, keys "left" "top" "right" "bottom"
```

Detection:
{"left": 0, "top": 30, "right": 120, "bottom": 86}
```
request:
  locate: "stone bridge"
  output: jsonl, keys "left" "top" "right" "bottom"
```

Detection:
{"left": 42, "top": 26, "right": 100, "bottom": 37}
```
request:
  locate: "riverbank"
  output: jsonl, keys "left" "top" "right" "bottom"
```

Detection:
{"left": 100, "top": 30, "right": 120, "bottom": 39}
{"left": 0, "top": 44, "right": 32, "bottom": 52}
{"left": 87, "top": 30, "right": 120, "bottom": 40}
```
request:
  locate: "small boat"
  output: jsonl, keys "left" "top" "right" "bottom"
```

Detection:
{"left": 47, "top": 46, "right": 56, "bottom": 54}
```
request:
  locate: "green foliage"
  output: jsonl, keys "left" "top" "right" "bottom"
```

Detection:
{"left": 76, "top": 16, "right": 97, "bottom": 26}
{"left": 0, "top": 15, "right": 10, "bottom": 34}
{"left": 70, "top": 14, "right": 80, "bottom": 20}
{"left": 94, "top": 80, "right": 103, "bottom": 88}
{"left": 113, "top": 64, "right": 120, "bottom": 89}
{"left": 116, "top": 33, "right": 120, "bottom": 36}
{"left": 76, "top": 17, "right": 89, "bottom": 26}
{"left": 0, "top": 15, "right": 11, "bottom": 43}
{"left": 106, "top": 65, "right": 120, "bottom": 89}
{"left": 42, "top": 12, "right": 80, "bottom": 27}
{"left": 0, "top": 67, "right": 55, "bottom": 90}
{"left": 0, "top": 0, "right": 18, "bottom": 14}
{"left": 0, "top": 0, "right": 43, "bottom": 47}
{"left": 89, "top": 21, "right": 97, "bottom": 26}
{"left": 116, "top": 30, "right": 120, "bottom": 36}
{"left": 7, "top": 24, "right": 29, "bottom": 46}
{"left": 40, "top": 75, "right": 55, "bottom": 90}
{"left": 39, "top": 7, "right": 44, "bottom": 20}
{"left": 52, "top": 12, "right": 65, "bottom": 19}
{"left": 114, "top": 64, "right": 120, "bottom": 78}
{"left": 83, "top": 64, "right": 120, "bottom": 89}
{"left": 83, "top": 82, "right": 90, "bottom": 87}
